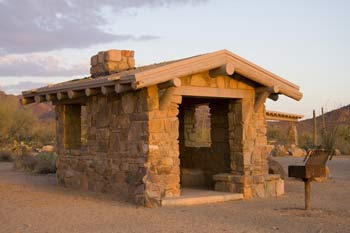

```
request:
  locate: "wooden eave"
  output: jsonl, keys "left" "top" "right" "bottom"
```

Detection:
{"left": 266, "top": 110, "right": 304, "bottom": 122}
{"left": 21, "top": 49, "right": 303, "bottom": 105}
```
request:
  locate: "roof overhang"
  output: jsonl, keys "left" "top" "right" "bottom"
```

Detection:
{"left": 21, "top": 49, "right": 303, "bottom": 105}
{"left": 266, "top": 110, "right": 304, "bottom": 122}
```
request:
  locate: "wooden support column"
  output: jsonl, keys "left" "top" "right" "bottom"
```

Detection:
{"left": 159, "top": 88, "right": 176, "bottom": 111}
{"left": 304, "top": 178, "right": 311, "bottom": 210}
{"left": 158, "top": 79, "right": 182, "bottom": 111}
{"left": 254, "top": 85, "right": 279, "bottom": 112}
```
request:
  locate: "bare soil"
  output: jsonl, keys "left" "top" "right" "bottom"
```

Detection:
{"left": 1, "top": 157, "right": 349, "bottom": 233}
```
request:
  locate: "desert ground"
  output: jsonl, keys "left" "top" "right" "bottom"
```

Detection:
{"left": 0, "top": 157, "right": 349, "bottom": 233}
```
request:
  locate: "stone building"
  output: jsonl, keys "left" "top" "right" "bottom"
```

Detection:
{"left": 21, "top": 49, "right": 303, "bottom": 207}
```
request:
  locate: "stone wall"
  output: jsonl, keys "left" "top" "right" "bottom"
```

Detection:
{"left": 56, "top": 90, "right": 150, "bottom": 203}
{"left": 55, "top": 69, "right": 283, "bottom": 207}
{"left": 214, "top": 98, "right": 284, "bottom": 198}
{"left": 144, "top": 86, "right": 182, "bottom": 207}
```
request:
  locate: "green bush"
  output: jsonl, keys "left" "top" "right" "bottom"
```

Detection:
{"left": 36, "top": 152, "right": 57, "bottom": 162}
{"left": 267, "top": 126, "right": 288, "bottom": 145}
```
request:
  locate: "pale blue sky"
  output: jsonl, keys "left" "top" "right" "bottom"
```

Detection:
{"left": 0, "top": 0, "right": 349, "bottom": 117}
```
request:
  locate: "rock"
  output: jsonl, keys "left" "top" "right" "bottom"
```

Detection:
{"left": 268, "top": 157, "right": 286, "bottom": 180}
{"left": 334, "top": 149, "right": 341, "bottom": 156}
{"left": 33, "top": 159, "right": 56, "bottom": 174}
{"left": 288, "top": 145, "right": 307, "bottom": 157}
{"left": 271, "top": 145, "right": 288, "bottom": 157}
{"left": 41, "top": 145, "right": 54, "bottom": 153}
{"left": 313, "top": 166, "right": 330, "bottom": 182}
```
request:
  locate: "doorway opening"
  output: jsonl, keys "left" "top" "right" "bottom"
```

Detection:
{"left": 178, "top": 97, "right": 231, "bottom": 190}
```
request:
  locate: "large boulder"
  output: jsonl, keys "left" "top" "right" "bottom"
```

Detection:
{"left": 268, "top": 157, "right": 286, "bottom": 180}
{"left": 41, "top": 145, "right": 54, "bottom": 153}
{"left": 271, "top": 145, "right": 289, "bottom": 157}
{"left": 313, "top": 166, "right": 331, "bottom": 182}
{"left": 288, "top": 145, "right": 307, "bottom": 157}
{"left": 334, "top": 149, "right": 341, "bottom": 156}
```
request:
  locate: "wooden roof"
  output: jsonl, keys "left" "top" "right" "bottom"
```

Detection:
{"left": 21, "top": 49, "right": 303, "bottom": 105}
{"left": 266, "top": 110, "right": 304, "bottom": 122}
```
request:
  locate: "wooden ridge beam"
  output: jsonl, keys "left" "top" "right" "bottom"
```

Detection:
{"left": 157, "top": 78, "right": 181, "bottom": 89}
{"left": 209, "top": 63, "right": 235, "bottom": 78}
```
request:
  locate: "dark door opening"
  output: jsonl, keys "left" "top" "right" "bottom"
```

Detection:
{"left": 178, "top": 97, "right": 231, "bottom": 190}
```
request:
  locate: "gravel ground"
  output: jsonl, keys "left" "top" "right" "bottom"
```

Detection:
{"left": 0, "top": 156, "right": 349, "bottom": 233}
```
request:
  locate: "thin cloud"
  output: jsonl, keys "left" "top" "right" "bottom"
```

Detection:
{"left": 0, "top": 0, "right": 205, "bottom": 54}
{"left": 0, "top": 54, "right": 89, "bottom": 76}
{"left": 0, "top": 81, "right": 50, "bottom": 94}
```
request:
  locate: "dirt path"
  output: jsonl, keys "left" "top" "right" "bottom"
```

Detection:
{"left": 1, "top": 157, "right": 350, "bottom": 233}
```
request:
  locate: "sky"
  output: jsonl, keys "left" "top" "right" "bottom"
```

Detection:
{"left": 0, "top": 0, "right": 349, "bottom": 118}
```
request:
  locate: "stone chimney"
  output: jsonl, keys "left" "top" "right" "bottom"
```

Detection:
{"left": 90, "top": 49, "right": 135, "bottom": 77}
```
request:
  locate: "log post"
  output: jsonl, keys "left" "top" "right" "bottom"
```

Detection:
{"left": 304, "top": 178, "right": 311, "bottom": 210}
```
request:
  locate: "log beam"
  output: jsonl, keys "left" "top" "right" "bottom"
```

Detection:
{"left": 85, "top": 88, "right": 100, "bottom": 97}
{"left": 19, "top": 97, "right": 35, "bottom": 105}
{"left": 115, "top": 83, "right": 132, "bottom": 93}
{"left": 209, "top": 63, "right": 235, "bottom": 78}
{"left": 157, "top": 78, "right": 181, "bottom": 89}
{"left": 101, "top": 86, "right": 114, "bottom": 95}
{"left": 57, "top": 92, "right": 68, "bottom": 100}
{"left": 68, "top": 90, "right": 85, "bottom": 99}
{"left": 34, "top": 95, "right": 46, "bottom": 103}
{"left": 46, "top": 94, "right": 57, "bottom": 102}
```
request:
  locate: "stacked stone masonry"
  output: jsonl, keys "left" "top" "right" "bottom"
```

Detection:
{"left": 90, "top": 50, "right": 135, "bottom": 77}
{"left": 56, "top": 70, "right": 284, "bottom": 207}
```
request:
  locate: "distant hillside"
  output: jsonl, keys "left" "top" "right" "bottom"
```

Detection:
{"left": 298, "top": 105, "right": 350, "bottom": 134}
{"left": 268, "top": 104, "right": 350, "bottom": 154}
{"left": 268, "top": 104, "right": 350, "bottom": 133}
{"left": 0, "top": 91, "right": 54, "bottom": 121}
